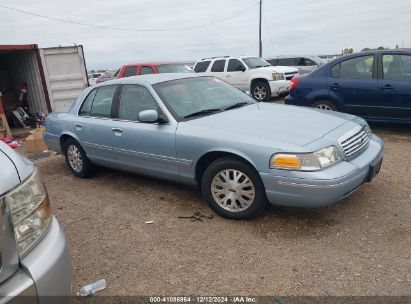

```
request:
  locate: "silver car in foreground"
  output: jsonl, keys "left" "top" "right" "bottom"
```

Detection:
{"left": 0, "top": 141, "right": 71, "bottom": 303}
{"left": 45, "top": 74, "right": 384, "bottom": 219}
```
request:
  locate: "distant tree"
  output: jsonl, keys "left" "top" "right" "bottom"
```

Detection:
{"left": 377, "top": 46, "right": 386, "bottom": 50}
{"left": 361, "top": 48, "right": 370, "bottom": 52}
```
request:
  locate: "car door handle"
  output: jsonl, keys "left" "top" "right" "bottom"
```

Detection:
{"left": 111, "top": 128, "right": 123, "bottom": 136}
{"left": 225, "top": 74, "right": 232, "bottom": 77}
{"left": 381, "top": 84, "right": 394, "bottom": 91}
{"left": 75, "top": 123, "right": 82, "bottom": 130}
{"left": 330, "top": 83, "right": 340, "bottom": 89}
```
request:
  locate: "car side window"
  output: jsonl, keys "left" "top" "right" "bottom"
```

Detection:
{"left": 331, "top": 56, "right": 374, "bottom": 79}
{"left": 303, "top": 58, "right": 316, "bottom": 66}
{"left": 382, "top": 54, "right": 411, "bottom": 81}
{"left": 140, "top": 66, "right": 154, "bottom": 75}
{"left": 89, "top": 85, "right": 116, "bottom": 118}
{"left": 123, "top": 66, "right": 137, "bottom": 77}
{"left": 227, "top": 59, "right": 245, "bottom": 72}
{"left": 194, "top": 61, "right": 211, "bottom": 73}
{"left": 79, "top": 89, "right": 97, "bottom": 116}
{"left": 118, "top": 85, "right": 159, "bottom": 121}
{"left": 211, "top": 60, "right": 226, "bottom": 72}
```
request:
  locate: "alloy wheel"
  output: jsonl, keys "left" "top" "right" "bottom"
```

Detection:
{"left": 67, "top": 144, "right": 83, "bottom": 173}
{"left": 253, "top": 85, "right": 267, "bottom": 100}
{"left": 314, "top": 104, "right": 333, "bottom": 111}
{"left": 211, "top": 169, "right": 255, "bottom": 212}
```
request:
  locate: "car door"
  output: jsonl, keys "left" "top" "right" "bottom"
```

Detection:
{"left": 225, "top": 59, "right": 248, "bottom": 90}
{"left": 327, "top": 54, "right": 380, "bottom": 118}
{"left": 377, "top": 53, "right": 411, "bottom": 121}
{"left": 208, "top": 59, "right": 226, "bottom": 80}
{"left": 75, "top": 85, "right": 120, "bottom": 165}
{"left": 109, "top": 84, "right": 179, "bottom": 179}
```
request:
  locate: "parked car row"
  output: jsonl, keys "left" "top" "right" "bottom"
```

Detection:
{"left": 285, "top": 50, "right": 411, "bottom": 124}
{"left": 266, "top": 55, "right": 327, "bottom": 74}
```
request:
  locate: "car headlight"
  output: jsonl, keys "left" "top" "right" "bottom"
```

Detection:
{"left": 272, "top": 72, "right": 284, "bottom": 81}
{"left": 3, "top": 168, "right": 52, "bottom": 257}
{"left": 270, "top": 146, "right": 341, "bottom": 171}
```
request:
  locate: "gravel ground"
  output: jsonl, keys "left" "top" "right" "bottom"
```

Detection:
{"left": 34, "top": 123, "right": 411, "bottom": 296}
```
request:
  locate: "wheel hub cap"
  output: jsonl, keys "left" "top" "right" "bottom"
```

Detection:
{"left": 67, "top": 145, "right": 83, "bottom": 172}
{"left": 211, "top": 169, "right": 255, "bottom": 212}
{"left": 315, "top": 104, "right": 333, "bottom": 111}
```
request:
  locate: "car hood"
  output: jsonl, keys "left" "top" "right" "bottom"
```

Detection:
{"left": 184, "top": 103, "right": 356, "bottom": 146}
{"left": 254, "top": 66, "right": 298, "bottom": 73}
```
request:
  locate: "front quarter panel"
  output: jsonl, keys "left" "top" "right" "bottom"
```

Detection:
{"left": 175, "top": 122, "right": 304, "bottom": 185}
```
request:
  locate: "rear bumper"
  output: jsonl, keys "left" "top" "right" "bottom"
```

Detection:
{"left": 260, "top": 135, "right": 384, "bottom": 208}
{"left": 269, "top": 80, "right": 291, "bottom": 95}
{"left": 0, "top": 217, "right": 72, "bottom": 304}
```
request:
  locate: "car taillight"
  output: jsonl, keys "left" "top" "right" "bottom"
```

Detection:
{"left": 290, "top": 77, "right": 299, "bottom": 91}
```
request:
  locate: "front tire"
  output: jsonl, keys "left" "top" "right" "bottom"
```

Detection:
{"left": 251, "top": 81, "right": 271, "bottom": 102}
{"left": 201, "top": 157, "right": 267, "bottom": 219}
{"left": 63, "top": 138, "right": 94, "bottom": 178}
{"left": 311, "top": 100, "right": 338, "bottom": 111}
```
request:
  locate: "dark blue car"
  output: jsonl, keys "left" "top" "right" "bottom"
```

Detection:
{"left": 285, "top": 50, "right": 411, "bottom": 124}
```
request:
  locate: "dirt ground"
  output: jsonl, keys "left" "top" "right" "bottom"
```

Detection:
{"left": 34, "top": 121, "right": 411, "bottom": 296}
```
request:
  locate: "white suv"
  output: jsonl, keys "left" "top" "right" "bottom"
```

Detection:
{"left": 194, "top": 56, "right": 298, "bottom": 101}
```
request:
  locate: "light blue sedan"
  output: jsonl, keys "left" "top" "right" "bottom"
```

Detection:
{"left": 45, "top": 74, "right": 384, "bottom": 219}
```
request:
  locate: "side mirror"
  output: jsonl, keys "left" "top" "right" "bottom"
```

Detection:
{"left": 236, "top": 66, "right": 246, "bottom": 72}
{"left": 138, "top": 109, "right": 159, "bottom": 123}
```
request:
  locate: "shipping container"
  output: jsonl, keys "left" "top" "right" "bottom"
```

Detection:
{"left": 0, "top": 44, "right": 89, "bottom": 118}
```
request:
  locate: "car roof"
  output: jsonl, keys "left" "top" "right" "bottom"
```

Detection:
{"left": 197, "top": 55, "right": 256, "bottom": 62}
{"left": 97, "top": 73, "right": 203, "bottom": 86}
{"left": 121, "top": 62, "right": 184, "bottom": 68}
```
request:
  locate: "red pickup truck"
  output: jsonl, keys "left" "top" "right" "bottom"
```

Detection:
{"left": 114, "top": 62, "right": 193, "bottom": 78}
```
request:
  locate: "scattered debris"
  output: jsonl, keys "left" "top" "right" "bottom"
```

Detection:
{"left": 77, "top": 279, "right": 106, "bottom": 297}
{"left": 178, "top": 212, "right": 213, "bottom": 222}
{"left": 145, "top": 220, "right": 154, "bottom": 224}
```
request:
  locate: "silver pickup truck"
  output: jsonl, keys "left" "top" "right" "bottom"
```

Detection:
{"left": 0, "top": 141, "right": 71, "bottom": 303}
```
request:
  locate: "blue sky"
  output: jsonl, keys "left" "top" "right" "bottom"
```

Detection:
{"left": 1, "top": 0, "right": 410, "bottom": 69}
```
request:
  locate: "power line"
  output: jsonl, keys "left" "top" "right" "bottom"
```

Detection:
{"left": 0, "top": 2, "right": 259, "bottom": 32}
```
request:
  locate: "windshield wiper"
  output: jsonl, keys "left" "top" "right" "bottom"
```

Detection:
{"left": 184, "top": 108, "right": 222, "bottom": 119}
{"left": 224, "top": 102, "right": 249, "bottom": 111}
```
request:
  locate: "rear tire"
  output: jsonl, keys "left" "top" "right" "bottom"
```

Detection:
{"left": 251, "top": 81, "right": 271, "bottom": 102}
{"left": 311, "top": 100, "right": 338, "bottom": 111}
{"left": 201, "top": 157, "right": 267, "bottom": 220}
{"left": 63, "top": 138, "right": 94, "bottom": 178}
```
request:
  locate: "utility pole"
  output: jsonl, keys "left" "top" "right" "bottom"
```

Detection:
{"left": 259, "top": 0, "right": 262, "bottom": 57}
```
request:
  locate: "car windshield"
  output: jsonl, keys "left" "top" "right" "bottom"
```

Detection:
{"left": 153, "top": 77, "right": 255, "bottom": 120}
{"left": 156, "top": 64, "right": 193, "bottom": 73}
{"left": 243, "top": 57, "right": 271, "bottom": 69}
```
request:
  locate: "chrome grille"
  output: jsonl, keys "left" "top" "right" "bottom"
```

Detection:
{"left": 338, "top": 125, "right": 370, "bottom": 158}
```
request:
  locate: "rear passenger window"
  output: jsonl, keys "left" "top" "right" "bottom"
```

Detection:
{"left": 123, "top": 66, "right": 137, "bottom": 77}
{"left": 140, "top": 66, "right": 154, "bottom": 75}
{"left": 118, "top": 85, "right": 159, "bottom": 121}
{"left": 89, "top": 86, "right": 116, "bottom": 118}
{"left": 79, "top": 89, "right": 97, "bottom": 116}
{"left": 211, "top": 60, "right": 226, "bottom": 72}
{"left": 382, "top": 54, "right": 411, "bottom": 81}
{"left": 331, "top": 56, "right": 374, "bottom": 79}
{"left": 194, "top": 61, "right": 211, "bottom": 73}
{"left": 227, "top": 59, "right": 245, "bottom": 72}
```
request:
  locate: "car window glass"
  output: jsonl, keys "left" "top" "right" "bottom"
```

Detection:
{"left": 79, "top": 89, "right": 97, "bottom": 116}
{"left": 382, "top": 54, "right": 411, "bottom": 81}
{"left": 90, "top": 85, "right": 116, "bottom": 118}
{"left": 331, "top": 56, "right": 374, "bottom": 79}
{"left": 303, "top": 58, "right": 316, "bottom": 66}
{"left": 194, "top": 61, "right": 211, "bottom": 73}
{"left": 140, "top": 66, "right": 154, "bottom": 75}
{"left": 211, "top": 60, "right": 226, "bottom": 72}
{"left": 123, "top": 66, "right": 137, "bottom": 77}
{"left": 118, "top": 85, "right": 159, "bottom": 121}
{"left": 227, "top": 59, "right": 245, "bottom": 72}
{"left": 266, "top": 59, "right": 277, "bottom": 65}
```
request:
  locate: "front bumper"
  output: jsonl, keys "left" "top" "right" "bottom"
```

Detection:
{"left": 260, "top": 135, "right": 384, "bottom": 208}
{"left": 269, "top": 80, "right": 291, "bottom": 95}
{"left": 0, "top": 217, "right": 72, "bottom": 304}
